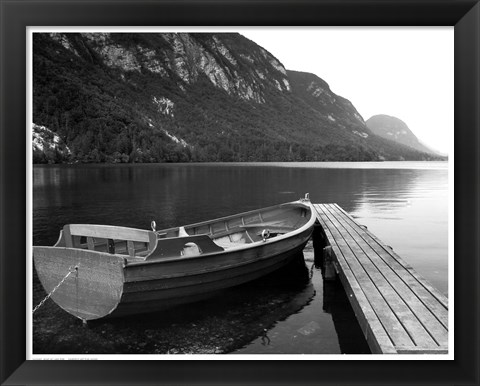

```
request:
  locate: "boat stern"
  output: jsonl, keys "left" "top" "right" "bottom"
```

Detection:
{"left": 33, "top": 246, "right": 126, "bottom": 321}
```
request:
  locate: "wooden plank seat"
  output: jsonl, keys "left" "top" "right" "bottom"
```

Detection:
{"left": 149, "top": 235, "right": 225, "bottom": 259}
{"left": 85, "top": 239, "right": 149, "bottom": 257}
{"left": 63, "top": 224, "right": 156, "bottom": 258}
{"left": 83, "top": 237, "right": 146, "bottom": 254}
{"left": 312, "top": 203, "right": 448, "bottom": 354}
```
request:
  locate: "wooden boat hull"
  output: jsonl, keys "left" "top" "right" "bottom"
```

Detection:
{"left": 115, "top": 228, "right": 312, "bottom": 317}
{"left": 33, "top": 198, "right": 316, "bottom": 320}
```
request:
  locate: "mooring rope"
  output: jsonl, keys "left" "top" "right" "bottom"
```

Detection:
{"left": 32, "top": 265, "right": 78, "bottom": 314}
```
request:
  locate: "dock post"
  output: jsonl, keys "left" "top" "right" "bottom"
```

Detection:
{"left": 312, "top": 224, "right": 326, "bottom": 268}
{"left": 323, "top": 246, "right": 337, "bottom": 281}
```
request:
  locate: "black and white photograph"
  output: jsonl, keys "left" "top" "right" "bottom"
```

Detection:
{"left": 1, "top": 0, "right": 479, "bottom": 384}
{"left": 29, "top": 27, "right": 453, "bottom": 359}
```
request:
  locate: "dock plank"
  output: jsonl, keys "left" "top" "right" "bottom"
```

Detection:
{"left": 332, "top": 204, "right": 448, "bottom": 314}
{"left": 322, "top": 204, "right": 447, "bottom": 347}
{"left": 334, "top": 204, "right": 449, "bottom": 311}
{"left": 312, "top": 203, "right": 448, "bottom": 354}
{"left": 315, "top": 207, "right": 415, "bottom": 348}
{"left": 318, "top": 205, "right": 429, "bottom": 348}
{"left": 315, "top": 215, "right": 397, "bottom": 353}
{"left": 330, "top": 204, "right": 448, "bottom": 332}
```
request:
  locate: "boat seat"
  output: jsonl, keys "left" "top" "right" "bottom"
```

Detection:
{"left": 149, "top": 234, "right": 224, "bottom": 259}
{"left": 212, "top": 232, "right": 249, "bottom": 249}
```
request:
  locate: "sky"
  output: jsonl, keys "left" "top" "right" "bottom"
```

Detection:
{"left": 240, "top": 27, "right": 453, "bottom": 155}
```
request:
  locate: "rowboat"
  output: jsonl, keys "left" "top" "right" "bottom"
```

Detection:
{"left": 33, "top": 195, "right": 316, "bottom": 321}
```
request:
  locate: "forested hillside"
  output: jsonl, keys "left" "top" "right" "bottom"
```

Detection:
{"left": 33, "top": 32, "right": 444, "bottom": 163}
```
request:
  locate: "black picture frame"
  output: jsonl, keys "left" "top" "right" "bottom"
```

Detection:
{"left": 1, "top": 0, "right": 478, "bottom": 385}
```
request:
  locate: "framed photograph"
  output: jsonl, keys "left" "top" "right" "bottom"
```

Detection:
{"left": 1, "top": 0, "right": 478, "bottom": 385}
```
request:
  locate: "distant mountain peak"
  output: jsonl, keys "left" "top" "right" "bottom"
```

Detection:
{"left": 366, "top": 114, "right": 438, "bottom": 156}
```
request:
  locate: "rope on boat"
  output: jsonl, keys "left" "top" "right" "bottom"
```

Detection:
{"left": 32, "top": 265, "right": 78, "bottom": 315}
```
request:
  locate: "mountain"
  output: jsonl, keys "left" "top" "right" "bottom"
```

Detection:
{"left": 32, "top": 123, "right": 71, "bottom": 163}
{"left": 366, "top": 114, "right": 438, "bottom": 155}
{"left": 32, "top": 32, "right": 444, "bottom": 163}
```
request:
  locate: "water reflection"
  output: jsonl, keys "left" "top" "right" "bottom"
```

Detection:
{"left": 34, "top": 164, "right": 445, "bottom": 242}
{"left": 348, "top": 169, "right": 448, "bottom": 294}
{"left": 234, "top": 247, "right": 370, "bottom": 354}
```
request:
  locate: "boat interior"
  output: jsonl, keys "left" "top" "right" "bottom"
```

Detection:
{"left": 54, "top": 202, "right": 312, "bottom": 260}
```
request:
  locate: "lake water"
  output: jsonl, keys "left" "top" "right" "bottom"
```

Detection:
{"left": 31, "top": 161, "right": 449, "bottom": 356}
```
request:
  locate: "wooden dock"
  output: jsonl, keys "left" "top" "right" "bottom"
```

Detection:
{"left": 312, "top": 203, "right": 448, "bottom": 354}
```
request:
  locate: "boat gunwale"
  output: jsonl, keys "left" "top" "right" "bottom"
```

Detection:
{"left": 157, "top": 199, "right": 310, "bottom": 234}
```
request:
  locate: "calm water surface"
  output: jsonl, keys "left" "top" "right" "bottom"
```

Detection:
{"left": 32, "top": 161, "right": 448, "bottom": 355}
